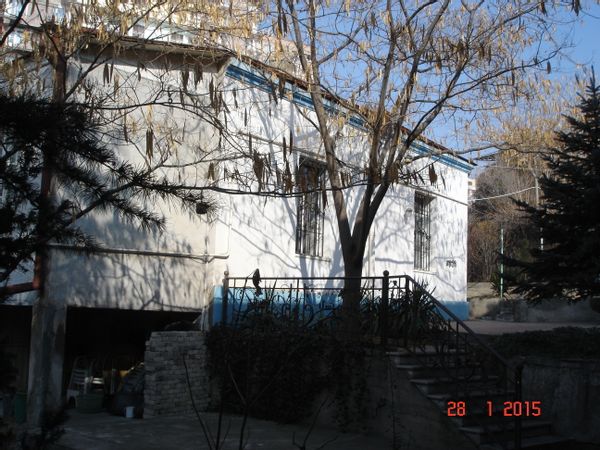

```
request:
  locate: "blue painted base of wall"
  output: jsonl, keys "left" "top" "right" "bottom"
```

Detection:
{"left": 212, "top": 286, "right": 469, "bottom": 324}
{"left": 436, "top": 301, "right": 469, "bottom": 321}
{"left": 212, "top": 285, "right": 225, "bottom": 325}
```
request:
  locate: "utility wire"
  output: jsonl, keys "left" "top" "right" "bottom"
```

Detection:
{"left": 469, "top": 186, "right": 537, "bottom": 203}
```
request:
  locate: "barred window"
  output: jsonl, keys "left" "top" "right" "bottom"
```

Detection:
{"left": 295, "top": 159, "right": 325, "bottom": 257}
{"left": 414, "top": 192, "right": 432, "bottom": 271}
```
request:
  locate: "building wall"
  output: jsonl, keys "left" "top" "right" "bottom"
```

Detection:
{"left": 213, "top": 62, "right": 472, "bottom": 315}
{"left": 6, "top": 51, "right": 471, "bottom": 317}
{"left": 40, "top": 50, "right": 228, "bottom": 313}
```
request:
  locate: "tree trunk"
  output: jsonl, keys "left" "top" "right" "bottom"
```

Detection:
{"left": 27, "top": 53, "right": 67, "bottom": 430}
{"left": 340, "top": 240, "right": 367, "bottom": 340}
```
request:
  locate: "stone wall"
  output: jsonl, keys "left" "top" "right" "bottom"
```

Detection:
{"left": 521, "top": 357, "right": 600, "bottom": 443}
{"left": 468, "top": 282, "right": 600, "bottom": 322}
{"left": 468, "top": 282, "right": 501, "bottom": 319}
{"left": 144, "top": 331, "right": 210, "bottom": 417}
{"left": 312, "top": 350, "right": 476, "bottom": 450}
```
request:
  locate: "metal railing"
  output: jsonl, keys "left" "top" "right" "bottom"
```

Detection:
{"left": 218, "top": 270, "right": 523, "bottom": 449}
{"left": 398, "top": 275, "right": 523, "bottom": 450}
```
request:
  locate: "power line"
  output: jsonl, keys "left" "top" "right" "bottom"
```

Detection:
{"left": 469, "top": 186, "right": 537, "bottom": 203}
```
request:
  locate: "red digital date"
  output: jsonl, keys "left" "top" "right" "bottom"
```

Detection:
{"left": 487, "top": 400, "right": 542, "bottom": 417}
{"left": 447, "top": 401, "right": 466, "bottom": 416}
{"left": 447, "top": 400, "right": 542, "bottom": 417}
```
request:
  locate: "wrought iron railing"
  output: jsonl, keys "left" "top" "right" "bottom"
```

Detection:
{"left": 219, "top": 271, "right": 388, "bottom": 330}
{"left": 217, "top": 270, "right": 523, "bottom": 449}
{"left": 397, "top": 275, "right": 523, "bottom": 450}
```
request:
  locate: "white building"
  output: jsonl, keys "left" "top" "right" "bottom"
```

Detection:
{"left": 0, "top": 1, "right": 474, "bottom": 423}
{"left": 468, "top": 177, "right": 478, "bottom": 201}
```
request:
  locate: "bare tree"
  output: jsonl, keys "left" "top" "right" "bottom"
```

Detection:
{"left": 245, "top": 0, "right": 575, "bottom": 310}
{"left": 468, "top": 164, "right": 539, "bottom": 282}
{"left": 0, "top": 1, "right": 265, "bottom": 291}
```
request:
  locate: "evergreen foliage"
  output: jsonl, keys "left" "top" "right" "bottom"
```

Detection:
{"left": 0, "top": 95, "right": 211, "bottom": 294}
{"left": 505, "top": 76, "right": 600, "bottom": 302}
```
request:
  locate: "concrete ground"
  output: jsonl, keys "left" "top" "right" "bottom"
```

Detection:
{"left": 50, "top": 322, "right": 598, "bottom": 450}
{"left": 461, "top": 320, "right": 599, "bottom": 335}
{"left": 53, "top": 411, "right": 391, "bottom": 450}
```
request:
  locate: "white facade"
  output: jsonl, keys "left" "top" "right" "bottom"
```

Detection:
{"left": 4, "top": 46, "right": 473, "bottom": 319}
{"left": 217, "top": 62, "right": 472, "bottom": 318}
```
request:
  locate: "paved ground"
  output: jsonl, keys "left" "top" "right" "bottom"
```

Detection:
{"left": 50, "top": 322, "right": 599, "bottom": 450}
{"left": 461, "top": 320, "right": 599, "bottom": 335}
{"left": 53, "top": 411, "right": 391, "bottom": 450}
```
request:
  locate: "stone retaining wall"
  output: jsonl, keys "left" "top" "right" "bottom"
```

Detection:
{"left": 144, "top": 331, "right": 210, "bottom": 417}
{"left": 520, "top": 357, "right": 600, "bottom": 443}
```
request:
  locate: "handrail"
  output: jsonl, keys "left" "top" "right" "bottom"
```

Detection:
{"left": 223, "top": 273, "right": 509, "bottom": 368}
{"left": 403, "top": 275, "right": 522, "bottom": 450}
{"left": 225, "top": 275, "right": 382, "bottom": 281}
{"left": 404, "top": 275, "right": 512, "bottom": 369}
{"left": 221, "top": 271, "right": 523, "bottom": 449}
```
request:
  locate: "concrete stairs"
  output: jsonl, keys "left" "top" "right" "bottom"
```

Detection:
{"left": 388, "top": 347, "right": 570, "bottom": 449}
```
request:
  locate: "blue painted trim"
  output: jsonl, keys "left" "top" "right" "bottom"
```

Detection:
{"left": 211, "top": 284, "right": 340, "bottom": 326}
{"left": 436, "top": 300, "right": 469, "bottom": 321}
{"left": 212, "top": 284, "right": 469, "bottom": 325}
{"left": 411, "top": 142, "right": 474, "bottom": 173}
{"left": 225, "top": 62, "right": 474, "bottom": 174}
{"left": 212, "top": 285, "right": 224, "bottom": 325}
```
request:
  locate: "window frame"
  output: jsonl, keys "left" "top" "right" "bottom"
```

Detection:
{"left": 295, "top": 158, "right": 326, "bottom": 258}
{"left": 414, "top": 192, "right": 433, "bottom": 271}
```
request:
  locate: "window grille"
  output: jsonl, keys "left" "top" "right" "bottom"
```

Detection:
{"left": 414, "top": 192, "right": 432, "bottom": 271}
{"left": 295, "top": 159, "right": 325, "bottom": 257}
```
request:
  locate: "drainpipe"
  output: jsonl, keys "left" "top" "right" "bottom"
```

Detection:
{"left": 534, "top": 175, "right": 543, "bottom": 251}
{"left": 500, "top": 227, "right": 504, "bottom": 302}
{"left": 366, "top": 231, "right": 374, "bottom": 277}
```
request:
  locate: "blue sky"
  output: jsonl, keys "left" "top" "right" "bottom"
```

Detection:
{"left": 555, "top": 3, "right": 600, "bottom": 78}
{"left": 466, "top": 3, "right": 600, "bottom": 173}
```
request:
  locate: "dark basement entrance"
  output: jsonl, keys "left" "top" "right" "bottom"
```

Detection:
{"left": 63, "top": 307, "right": 199, "bottom": 413}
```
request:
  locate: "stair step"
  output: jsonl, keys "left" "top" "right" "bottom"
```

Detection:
{"left": 394, "top": 363, "right": 483, "bottom": 379}
{"left": 460, "top": 420, "right": 553, "bottom": 445}
{"left": 411, "top": 375, "right": 500, "bottom": 394}
{"left": 411, "top": 375, "right": 499, "bottom": 384}
{"left": 388, "top": 346, "right": 466, "bottom": 356}
{"left": 428, "top": 389, "right": 514, "bottom": 402}
{"left": 388, "top": 350, "right": 471, "bottom": 367}
{"left": 480, "top": 434, "right": 572, "bottom": 450}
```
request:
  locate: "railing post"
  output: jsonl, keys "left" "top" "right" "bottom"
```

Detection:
{"left": 515, "top": 362, "right": 523, "bottom": 450}
{"left": 380, "top": 270, "right": 389, "bottom": 347}
{"left": 222, "top": 270, "right": 229, "bottom": 325}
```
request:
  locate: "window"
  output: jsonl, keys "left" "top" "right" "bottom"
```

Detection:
{"left": 295, "top": 159, "right": 325, "bottom": 257}
{"left": 414, "top": 192, "right": 432, "bottom": 271}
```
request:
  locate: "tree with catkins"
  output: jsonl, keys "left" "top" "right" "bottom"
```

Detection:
{"left": 0, "top": 0, "right": 583, "bottom": 308}
{"left": 265, "top": 0, "right": 573, "bottom": 310}
{"left": 0, "top": 1, "right": 255, "bottom": 294}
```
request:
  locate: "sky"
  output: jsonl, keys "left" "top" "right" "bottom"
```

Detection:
{"left": 555, "top": 3, "right": 600, "bottom": 80}
{"left": 466, "top": 3, "right": 600, "bottom": 177}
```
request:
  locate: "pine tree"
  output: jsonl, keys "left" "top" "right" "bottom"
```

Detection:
{"left": 506, "top": 75, "right": 600, "bottom": 303}
{"left": 0, "top": 95, "right": 213, "bottom": 298}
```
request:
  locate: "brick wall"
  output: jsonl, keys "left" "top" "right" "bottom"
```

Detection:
{"left": 144, "top": 331, "right": 210, "bottom": 417}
